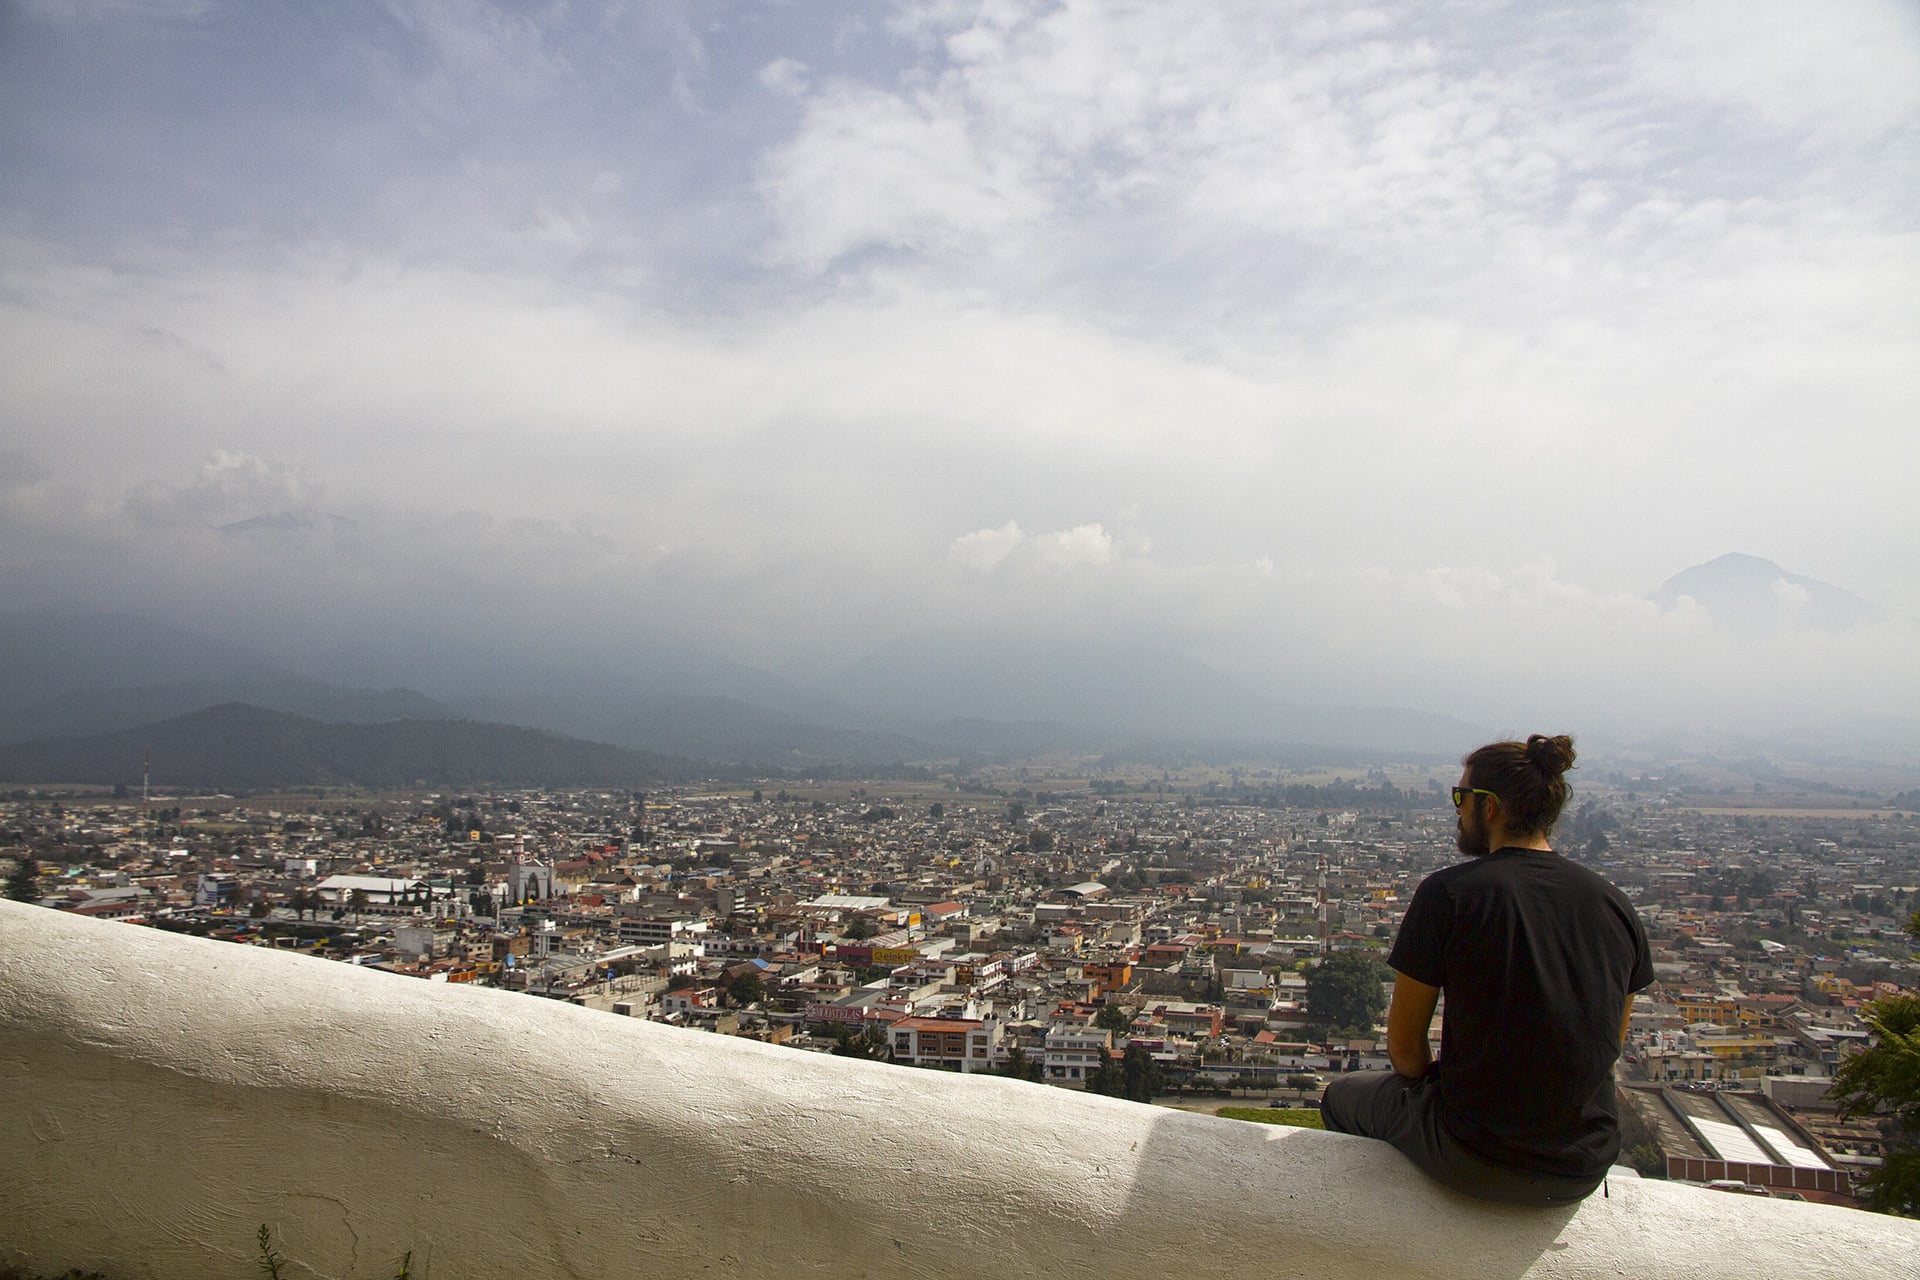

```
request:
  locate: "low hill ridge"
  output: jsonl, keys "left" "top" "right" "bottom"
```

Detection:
{"left": 0, "top": 703, "right": 714, "bottom": 791}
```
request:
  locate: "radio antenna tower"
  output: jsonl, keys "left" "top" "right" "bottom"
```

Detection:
{"left": 142, "top": 749, "right": 151, "bottom": 815}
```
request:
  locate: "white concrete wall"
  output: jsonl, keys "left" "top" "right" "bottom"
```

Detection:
{"left": 1, "top": 899, "right": 1914, "bottom": 1280}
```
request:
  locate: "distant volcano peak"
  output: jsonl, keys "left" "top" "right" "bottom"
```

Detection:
{"left": 1652, "top": 554, "right": 1873, "bottom": 635}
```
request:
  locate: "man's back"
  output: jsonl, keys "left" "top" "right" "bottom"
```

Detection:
{"left": 1390, "top": 848, "right": 1652, "bottom": 1178}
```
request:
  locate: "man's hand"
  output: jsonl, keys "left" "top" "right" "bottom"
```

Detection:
{"left": 1387, "top": 972, "right": 1440, "bottom": 1079}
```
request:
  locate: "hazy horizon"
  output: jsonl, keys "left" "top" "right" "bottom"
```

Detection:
{"left": 3, "top": 2, "right": 1916, "bottom": 749}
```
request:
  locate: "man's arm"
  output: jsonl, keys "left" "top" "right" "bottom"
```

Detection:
{"left": 1387, "top": 972, "right": 1440, "bottom": 1079}
{"left": 1619, "top": 996, "right": 1634, "bottom": 1050}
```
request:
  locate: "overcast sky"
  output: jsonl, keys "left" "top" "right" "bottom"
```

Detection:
{"left": 2, "top": 0, "right": 1916, "bottom": 742}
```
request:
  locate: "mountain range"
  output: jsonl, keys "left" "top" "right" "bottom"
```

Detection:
{"left": 0, "top": 702, "right": 711, "bottom": 793}
{"left": 0, "top": 553, "right": 1885, "bottom": 786}
{"left": 0, "top": 607, "right": 1482, "bottom": 778}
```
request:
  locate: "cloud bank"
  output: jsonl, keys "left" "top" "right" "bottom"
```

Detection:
{"left": 1, "top": 0, "right": 1916, "bottom": 747}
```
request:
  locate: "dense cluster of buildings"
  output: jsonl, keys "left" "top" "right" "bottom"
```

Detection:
{"left": 6, "top": 773, "right": 1916, "bottom": 1202}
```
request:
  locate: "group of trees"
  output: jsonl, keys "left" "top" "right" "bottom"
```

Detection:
{"left": 823, "top": 1022, "right": 890, "bottom": 1061}
{"left": 993, "top": 1045, "right": 1044, "bottom": 1082}
{"left": 722, "top": 969, "right": 765, "bottom": 1009}
{"left": 6, "top": 855, "right": 40, "bottom": 902}
{"left": 1085, "top": 1043, "right": 1167, "bottom": 1103}
{"left": 1616, "top": 1094, "right": 1668, "bottom": 1179}
{"left": 1223, "top": 779, "right": 1429, "bottom": 813}
{"left": 1305, "top": 951, "right": 1389, "bottom": 1039}
{"left": 1557, "top": 801, "right": 1621, "bottom": 859}
{"left": 1833, "top": 912, "right": 1920, "bottom": 1217}
{"left": 1834, "top": 992, "right": 1920, "bottom": 1216}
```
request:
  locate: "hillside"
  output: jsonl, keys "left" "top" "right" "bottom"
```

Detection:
{"left": 0, "top": 610, "right": 454, "bottom": 744}
{"left": 0, "top": 703, "right": 717, "bottom": 792}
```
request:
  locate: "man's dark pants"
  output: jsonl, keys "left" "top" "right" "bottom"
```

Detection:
{"left": 1321, "top": 1070, "right": 1605, "bottom": 1206}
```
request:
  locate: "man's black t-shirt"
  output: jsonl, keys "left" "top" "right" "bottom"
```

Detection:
{"left": 1389, "top": 848, "right": 1654, "bottom": 1178}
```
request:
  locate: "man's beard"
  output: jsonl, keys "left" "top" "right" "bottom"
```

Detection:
{"left": 1456, "top": 807, "right": 1491, "bottom": 857}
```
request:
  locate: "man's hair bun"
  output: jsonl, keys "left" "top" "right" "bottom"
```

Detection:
{"left": 1465, "top": 734, "right": 1578, "bottom": 837}
{"left": 1526, "top": 734, "right": 1576, "bottom": 777}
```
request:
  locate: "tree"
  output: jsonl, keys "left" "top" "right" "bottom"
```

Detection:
{"left": 827, "top": 1023, "right": 890, "bottom": 1061}
{"left": 1618, "top": 1092, "right": 1667, "bottom": 1179}
{"left": 1121, "top": 1043, "right": 1165, "bottom": 1102}
{"left": 1095, "top": 1002, "right": 1134, "bottom": 1035}
{"left": 6, "top": 855, "right": 41, "bottom": 903}
{"left": 724, "top": 970, "right": 766, "bottom": 1008}
{"left": 1831, "top": 992, "right": 1920, "bottom": 1217}
{"left": 1305, "top": 952, "right": 1389, "bottom": 1037}
{"left": 994, "top": 1045, "right": 1044, "bottom": 1082}
{"left": 1085, "top": 1052, "right": 1126, "bottom": 1098}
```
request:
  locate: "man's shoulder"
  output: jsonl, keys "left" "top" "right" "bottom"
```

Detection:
{"left": 1407, "top": 859, "right": 1473, "bottom": 903}
{"left": 1536, "top": 850, "right": 1636, "bottom": 901}
{"left": 1421, "top": 850, "right": 1528, "bottom": 887}
{"left": 1418, "top": 856, "right": 1484, "bottom": 883}
{"left": 1431, "top": 849, "right": 1627, "bottom": 897}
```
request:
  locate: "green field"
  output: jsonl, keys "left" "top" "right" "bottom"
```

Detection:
{"left": 1217, "top": 1107, "right": 1325, "bottom": 1129}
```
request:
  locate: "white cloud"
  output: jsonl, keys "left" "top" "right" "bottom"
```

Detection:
{"left": 759, "top": 81, "right": 1048, "bottom": 272}
{"left": 1035, "top": 522, "right": 1113, "bottom": 570}
{"left": 949, "top": 520, "right": 1024, "bottom": 572}
{"left": 1629, "top": 0, "right": 1920, "bottom": 144}
{"left": 126, "top": 450, "right": 325, "bottom": 528}
{"left": 375, "top": 0, "right": 579, "bottom": 114}
{"left": 759, "top": 57, "right": 811, "bottom": 97}
{"left": 1, "top": 2, "right": 1916, "bottom": 743}
{"left": 1771, "top": 579, "right": 1810, "bottom": 613}
{"left": 949, "top": 521, "right": 1127, "bottom": 575}
{"left": 762, "top": 1, "right": 1628, "bottom": 289}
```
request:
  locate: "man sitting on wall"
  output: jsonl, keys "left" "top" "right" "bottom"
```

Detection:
{"left": 1321, "top": 734, "right": 1652, "bottom": 1205}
